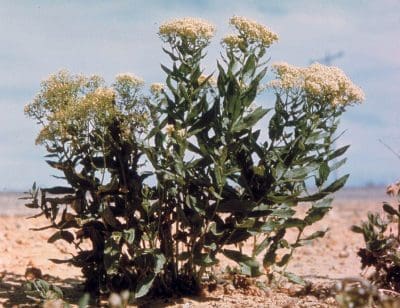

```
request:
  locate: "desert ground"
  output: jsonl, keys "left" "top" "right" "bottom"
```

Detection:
{"left": 0, "top": 187, "right": 392, "bottom": 307}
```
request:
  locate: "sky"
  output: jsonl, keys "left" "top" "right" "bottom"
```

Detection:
{"left": 0, "top": 0, "right": 399, "bottom": 191}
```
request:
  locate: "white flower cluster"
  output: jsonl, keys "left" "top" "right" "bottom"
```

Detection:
{"left": 305, "top": 63, "right": 365, "bottom": 105}
{"left": 270, "top": 62, "right": 365, "bottom": 105}
{"left": 164, "top": 124, "right": 175, "bottom": 136}
{"left": 150, "top": 83, "right": 165, "bottom": 94}
{"left": 164, "top": 124, "right": 186, "bottom": 138}
{"left": 115, "top": 73, "right": 144, "bottom": 87}
{"left": 221, "top": 34, "right": 245, "bottom": 48}
{"left": 227, "top": 16, "right": 278, "bottom": 47}
{"left": 270, "top": 62, "right": 304, "bottom": 89}
{"left": 159, "top": 17, "right": 216, "bottom": 41}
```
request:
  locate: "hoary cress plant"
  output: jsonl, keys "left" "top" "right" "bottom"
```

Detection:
{"left": 24, "top": 16, "right": 364, "bottom": 297}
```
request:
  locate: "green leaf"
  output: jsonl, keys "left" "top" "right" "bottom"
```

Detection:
{"left": 225, "top": 229, "right": 252, "bottom": 244}
{"left": 25, "top": 202, "right": 39, "bottom": 209}
{"left": 328, "top": 145, "right": 350, "bottom": 160}
{"left": 383, "top": 203, "right": 400, "bottom": 216}
{"left": 48, "top": 231, "right": 74, "bottom": 244}
{"left": 299, "top": 175, "right": 348, "bottom": 202}
{"left": 78, "top": 293, "right": 90, "bottom": 308}
{"left": 330, "top": 158, "right": 347, "bottom": 171}
{"left": 271, "top": 206, "right": 295, "bottom": 219}
{"left": 304, "top": 201, "right": 332, "bottom": 225}
{"left": 285, "top": 164, "right": 318, "bottom": 180}
{"left": 135, "top": 273, "right": 156, "bottom": 298}
{"left": 318, "top": 162, "right": 330, "bottom": 184}
{"left": 242, "top": 54, "right": 256, "bottom": 76}
{"left": 193, "top": 253, "right": 218, "bottom": 266}
{"left": 302, "top": 229, "right": 328, "bottom": 241}
{"left": 153, "top": 252, "right": 166, "bottom": 273}
{"left": 223, "top": 249, "right": 262, "bottom": 277}
{"left": 160, "top": 63, "right": 172, "bottom": 75}
{"left": 323, "top": 174, "right": 349, "bottom": 193}
{"left": 123, "top": 229, "right": 135, "bottom": 244}
{"left": 283, "top": 271, "right": 306, "bottom": 286}
{"left": 217, "top": 199, "right": 257, "bottom": 213}
{"left": 282, "top": 218, "right": 306, "bottom": 230}
{"left": 41, "top": 186, "right": 75, "bottom": 194}
{"left": 351, "top": 225, "right": 364, "bottom": 233}
{"left": 276, "top": 254, "right": 291, "bottom": 267}
{"left": 232, "top": 107, "right": 268, "bottom": 133}
{"left": 254, "top": 236, "right": 271, "bottom": 256}
{"left": 263, "top": 249, "right": 277, "bottom": 268}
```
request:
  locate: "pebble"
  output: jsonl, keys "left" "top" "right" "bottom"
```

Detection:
{"left": 339, "top": 250, "right": 349, "bottom": 258}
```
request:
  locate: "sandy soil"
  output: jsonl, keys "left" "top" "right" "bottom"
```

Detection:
{"left": 0, "top": 188, "right": 391, "bottom": 307}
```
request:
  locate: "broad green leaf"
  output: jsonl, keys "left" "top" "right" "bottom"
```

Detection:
{"left": 254, "top": 236, "right": 271, "bottom": 256}
{"left": 318, "top": 162, "right": 330, "bottom": 184}
{"left": 283, "top": 271, "right": 306, "bottom": 286}
{"left": 263, "top": 249, "right": 277, "bottom": 268}
{"left": 282, "top": 218, "right": 306, "bottom": 230}
{"left": 305, "top": 203, "right": 331, "bottom": 225}
{"left": 41, "top": 186, "right": 75, "bottom": 194}
{"left": 135, "top": 273, "right": 156, "bottom": 298}
{"left": 154, "top": 252, "right": 166, "bottom": 273}
{"left": 302, "top": 229, "right": 328, "bottom": 241}
{"left": 383, "top": 203, "right": 400, "bottom": 216}
{"left": 328, "top": 145, "right": 350, "bottom": 160}
{"left": 271, "top": 206, "right": 295, "bottom": 219}
{"left": 217, "top": 199, "right": 257, "bottom": 213}
{"left": 323, "top": 174, "right": 349, "bottom": 193}
{"left": 78, "top": 293, "right": 90, "bottom": 308}
{"left": 223, "top": 249, "right": 262, "bottom": 277}
{"left": 231, "top": 107, "right": 269, "bottom": 133}
{"left": 193, "top": 253, "right": 218, "bottom": 266}
{"left": 276, "top": 254, "right": 291, "bottom": 267}
{"left": 350, "top": 225, "right": 364, "bottom": 233}
{"left": 123, "top": 229, "right": 135, "bottom": 244}
{"left": 47, "top": 230, "right": 74, "bottom": 244}
{"left": 329, "top": 158, "right": 347, "bottom": 171}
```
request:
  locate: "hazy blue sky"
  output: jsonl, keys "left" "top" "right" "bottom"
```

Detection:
{"left": 0, "top": 0, "right": 399, "bottom": 190}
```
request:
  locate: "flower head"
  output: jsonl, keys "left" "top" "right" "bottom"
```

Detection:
{"left": 159, "top": 17, "right": 215, "bottom": 41}
{"left": 150, "top": 83, "right": 165, "bottom": 95}
{"left": 269, "top": 62, "right": 364, "bottom": 105}
{"left": 304, "top": 63, "right": 365, "bottom": 104}
{"left": 229, "top": 16, "right": 278, "bottom": 47}
{"left": 221, "top": 34, "right": 245, "bottom": 49}
{"left": 269, "top": 62, "right": 304, "bottom": 90}
{"left": 115, "top": 73, "right": 144, "bottom": 88}
{"left": 164, "top": 124, "right": 175, "bottom": 136}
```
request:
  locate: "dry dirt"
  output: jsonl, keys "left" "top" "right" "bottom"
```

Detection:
{"left": 0, "top": 188, "right": 391, "bottom": 307}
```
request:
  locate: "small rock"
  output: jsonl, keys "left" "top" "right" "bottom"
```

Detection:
{"left": 325, "top": 297, "right": 337, "bottom": 305}
{"left": 108, "top": 293, "right": 122, "bottom": 307}
{"left": 339, "top": 250, "right": 349, "bottom": 258}
{"left": 43, "top": 299, "right": 65, "bottom": 308}
{"left": 224, "top": 284, "right": 235, "bottom": 295}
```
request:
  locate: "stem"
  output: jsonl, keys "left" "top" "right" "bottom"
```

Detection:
{"left": 279, "top": 229, "right": 303, "bottom": 283}
{"left": 251, "top": 235, "right": 257, "bottom": 258}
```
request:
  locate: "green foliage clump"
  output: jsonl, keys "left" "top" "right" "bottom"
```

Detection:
{"left": 24, "top": 279, "right": 63, "bottom": 302}
{"left": 352, "top": 184, "right": 400, "bottom": 292}
{"left": 335, "top": 277, "right": 399, "bottom": 308}
{"left": 24, "top": 16, "right": 362, "bottom": 297}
